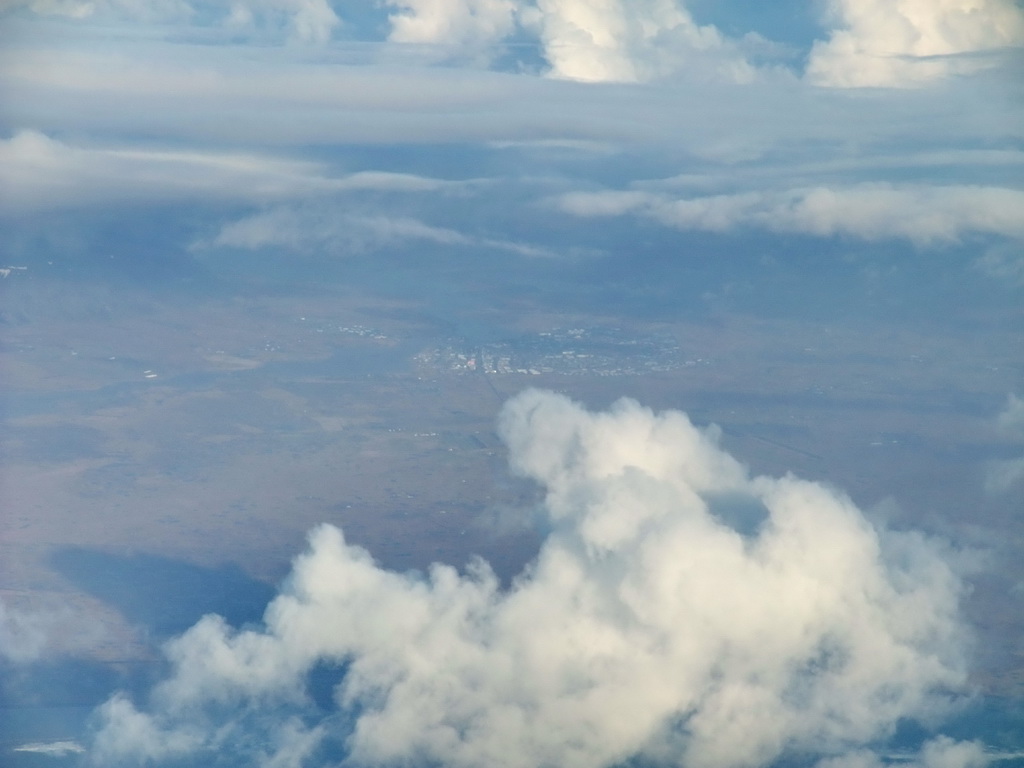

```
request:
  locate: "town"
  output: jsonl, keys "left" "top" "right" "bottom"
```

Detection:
{"left": 415, "top": 326, "right": 712, "bottom": 376}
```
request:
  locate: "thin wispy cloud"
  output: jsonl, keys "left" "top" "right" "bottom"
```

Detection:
{"left": 0, "top": 131, "right": 460, "bottom": 212}
{"left": 0, "top": 595, "right": 108, "bottom": 664}
{"left": 202, "top": 207, "right": 556, "bottom": 258}
{"left": 0, "top": 598, "right": 52, "bottom": 663}
{"left": 985, "top": 394, "right": 1024, "bottom": 495}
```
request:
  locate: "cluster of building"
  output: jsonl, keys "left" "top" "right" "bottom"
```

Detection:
{"left": 300, "top": 318, "right": 391, "bottom": 342}
{"left": 416, "top": 327, "right": 708, "bottom": 377}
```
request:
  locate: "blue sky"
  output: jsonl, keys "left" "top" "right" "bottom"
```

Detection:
{"left": 1, "top": 2, "right": 1023, "bottom": 768}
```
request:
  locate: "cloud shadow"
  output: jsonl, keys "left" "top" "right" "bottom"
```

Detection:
{"left": 49, "top": 548, "right": 275, "bottom": 640}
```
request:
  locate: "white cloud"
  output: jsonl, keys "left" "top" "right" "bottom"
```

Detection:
{"left": 222, "top": 0, "right": 341, "bottom": 44}
{"left": 385, "top": 0, "right": 519, "bottom": 56}
{"left": 559, "top": 189, "right": 653, "bottom": 216}
{"left": 974, "top": 244, "right": 1024, "bottom": 286}
{"left": 996, "top": 394, "right": 1024, "bottom": 436}
{"left": 5, "top": 0, "right": 748, "bottom": 81}
{"left": 817, "top": 737, "right": 989, "bottom": 768}
{"left": 0, "top": 130, "right": 322, "bottom": 210}
{"left": 0, "top": 0, "right": 194, "bottom": 22}
{"left": 985, "top": 394, "right": 1024, "bottom": 494}
{"left": 560, "top": 183, "right": 1024, "bottom": 244}
{"left": 92, "top": 390, "right": 970, "bottom": 768}
{"left": 1, "top": 0, "right": 341, "bottom": 42}
{"left": 12, "top": 741, "right": 87, "bottom": 757}
{"left": 2, "top": 29, "right": 1019, "bottom": 156}
{"left": 93, "top": 693, "right": 205, "bottom": 763}
{"left": 983, "top": 455, "right": 1024, "bottom": 494}
{"left": 807, "top": 0, "right": 1024, "bottom": 87}
{"left": 204, "top": 205, "right": 556, "bottom": 258}
{"left": 0, "top": 598, "right": 51, "bottom": 663}
{"left": 377, "top": 0, "right": 752, "bottom": 82}
{"left": 208, "top": 209, "right": 474, "bottom": 252}
{"left": 5, "top": 0, "right": 1022, "bottom": 85}
{"left": 0, "top": 595, "right": 108, "bottom": 663}
{"left": 525, "top": 0, "right": 751, "bottom": 83}
{"left": 919, "top": 737, "right": 990, "bottom": 768}
{"left": 0, "top": 131, "right": 457, "bottom": 212}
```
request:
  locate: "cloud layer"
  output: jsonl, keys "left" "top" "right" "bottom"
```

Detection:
{"left": 559, "top": 183, "right": 1024, "bottom": 244}
{"left": 0, "top": 130, "right": 457, "bottom": 213}
{"left": 93, "top": 390, "right": 972, "bottom": 768}
{"left": 2, "top": 0, "right": 341, "bottom": 42}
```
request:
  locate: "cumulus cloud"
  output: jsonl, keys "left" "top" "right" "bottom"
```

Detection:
{"left": 807, "top": 0, "right": 1024, "bottom": 87}
{"left": 385, "top": 0, "right": 519, "bottom": 59}
{"left": 560, "top": 183, "right": 1024, "bottom": 245}
{"left": 4, "top": 0, "right": 749, "bottom": 81}
{"left": 377, "top": 0, "right": 753, "bottom": 82}
{"left": 92, "top": 390, "right": 971, "bottom": 768}
{"left": 6, "top": 0, "right": 1022, "bottom": 84}
{"left": 524, "top": 0, "right": 749, "bottom": 83}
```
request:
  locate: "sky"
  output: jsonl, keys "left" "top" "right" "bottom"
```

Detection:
{"left": 1, "top": 1, "right": 1024, "bottom": 767}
